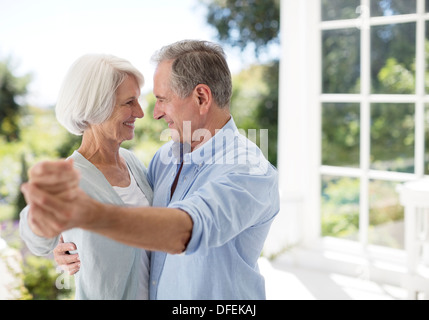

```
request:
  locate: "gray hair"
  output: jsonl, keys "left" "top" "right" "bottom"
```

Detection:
{"left": 151, "top": 40, "right": 232, "bottom": 108}
{"left": 55, "top": 54, "right": 144, "bottom": 135}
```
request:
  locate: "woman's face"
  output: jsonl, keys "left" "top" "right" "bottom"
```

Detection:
{"left": 99, "top": 75, "right": 143, "bottom": 144}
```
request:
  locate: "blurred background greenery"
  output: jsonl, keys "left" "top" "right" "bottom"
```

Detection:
{"left": 2, "top": 0, "right": 425, "bottom": 300}
{"left": 0, "top": 0, "right": 280, "bottom": 299}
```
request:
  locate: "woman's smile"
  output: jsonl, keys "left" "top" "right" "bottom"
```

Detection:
{"left": 123, "top": 120, "right": 136, "bottom": 129}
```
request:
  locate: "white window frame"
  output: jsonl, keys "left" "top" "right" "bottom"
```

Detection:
{"left": 275, "top": 0, "right": 429, "bottom": 284}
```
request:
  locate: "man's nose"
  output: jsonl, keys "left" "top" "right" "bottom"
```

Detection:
{"left": 153, "top": 101, "right": 164, "bottom": 120}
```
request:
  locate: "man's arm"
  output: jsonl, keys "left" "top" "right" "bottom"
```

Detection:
{"left": 21, "top": 171, "right": 193, "bottom": 254}
{"left": 88, "top": 203, "right": 193, "bottom": 254}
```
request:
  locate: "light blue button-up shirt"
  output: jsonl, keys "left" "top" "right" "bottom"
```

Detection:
{"left": 148, "top": 117, "right": 280, "bottom": 300}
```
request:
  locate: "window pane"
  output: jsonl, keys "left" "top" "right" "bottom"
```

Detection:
{"left": 426, "top": 104, "right": 429, "bottom": 175}
{"left": 370, "top": 103, "right": 415, "bottom": 172}
{"left": 321, "top": 0, "right": 360, "bottom": 21}
{"left": 322, "top": 28, "right": 360, "bottom": 93}
{"left": 369, "top": 180, "right": 404, "bottom": 249}
{"left": 425, "top": 22, "right": 429, "bottom": 94}
{"left": 370, "top": 0, "right": 416, "bottom": 17}
{"left": 322, "top": 103, "right": 360, "bottom": 167}
{"left": 371, "top": 23, "right": 416, "bottom": 94}
{"left": 321, "top": 176, "right": 360, "bottom": 241}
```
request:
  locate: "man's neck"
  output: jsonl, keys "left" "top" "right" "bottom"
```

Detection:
{"left": 190, "top": 110, "right": 231, "bottom": 151}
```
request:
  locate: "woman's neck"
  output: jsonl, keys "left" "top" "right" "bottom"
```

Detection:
{"left": 78, "top": 129, "right": 130, "bottom": 187}
{"left": 78, "top": 130, "right": 122, "bottom": 167}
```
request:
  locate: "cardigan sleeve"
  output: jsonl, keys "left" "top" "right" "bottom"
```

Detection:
{"left": 19, "top": 206, "right": 60, "bottom": 256}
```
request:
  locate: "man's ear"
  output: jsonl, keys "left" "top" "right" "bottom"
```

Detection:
{"left": 194, "top": 84, "right": 212, "bottom": 115}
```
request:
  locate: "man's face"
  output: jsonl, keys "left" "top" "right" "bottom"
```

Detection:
{"left": 153, "top": 60, "right": 200, "bottom": 144}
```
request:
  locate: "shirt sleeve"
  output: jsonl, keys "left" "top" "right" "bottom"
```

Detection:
{"left": 168, "top": 169, "right": 280, "bottom": 256}
{"left": 19, "top": 206, "right": 60, "bottom": 256}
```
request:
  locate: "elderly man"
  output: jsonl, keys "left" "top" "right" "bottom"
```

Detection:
{"left": 20, "top": 40, "right": 280, "bottom": 300}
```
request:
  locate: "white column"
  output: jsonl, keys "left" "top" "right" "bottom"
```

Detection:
{"left": 265, "top": 0, "right": 321, "bottom": 255}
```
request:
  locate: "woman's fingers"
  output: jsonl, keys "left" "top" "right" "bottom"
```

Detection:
{"left": 54, "top": 237, "right": 81, "bottom": 275}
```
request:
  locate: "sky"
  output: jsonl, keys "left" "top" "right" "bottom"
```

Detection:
{"left": 0, "top": 0, "right": 253, "bottom": 108}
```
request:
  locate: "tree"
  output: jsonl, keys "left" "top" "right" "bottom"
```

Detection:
{"left": 203, "top": 0, "right": 280, "bottom": 56}
{"left": 201, "top": 0, "right": 280, "bottom": 165}
{"left": 0, "top": 59, "right": 31, "bottom": 142}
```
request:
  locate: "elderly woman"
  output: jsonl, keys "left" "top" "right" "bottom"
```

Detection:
{"left": 19, "top": 54, "right": 153, "bottom": 300}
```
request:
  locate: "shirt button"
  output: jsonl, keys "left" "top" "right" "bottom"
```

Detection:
{"left": 152, "top": 281, "right": 157, "bottom": 286}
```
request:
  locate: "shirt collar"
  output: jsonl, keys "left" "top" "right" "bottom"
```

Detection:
{"left": 168, "top": 116, "right": 238, "bottom": 163}
{"left": 181, "top": 116, "right": 238, "bottom": 165}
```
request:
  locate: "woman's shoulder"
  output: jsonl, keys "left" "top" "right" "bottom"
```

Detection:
{"left": 119, "top": 147, "right": 146, "bottom": 169}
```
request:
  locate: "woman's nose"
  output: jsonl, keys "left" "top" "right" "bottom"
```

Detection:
{"left": 134, "top": 101, "right": 144, "bottom": 118}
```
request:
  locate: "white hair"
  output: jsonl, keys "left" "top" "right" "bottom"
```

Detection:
{"left": 55, "top": 54, "right": 144, "bottom": 135}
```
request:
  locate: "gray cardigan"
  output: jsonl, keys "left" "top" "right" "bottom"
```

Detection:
{"left": 19, "top": 148, "right": 154, "bottom": 299}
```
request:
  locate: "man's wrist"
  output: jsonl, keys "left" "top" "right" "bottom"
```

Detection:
{"left": 80, "top": 195, "right": 109, "bottom": 231}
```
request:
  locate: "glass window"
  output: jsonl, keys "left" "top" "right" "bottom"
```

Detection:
{"left": 318, "top": 1, "right": 427, "bottom": 253}
{"left": 321, "top": 0, "right": 360, "bottom": 21}
{"left": 371, "top": 23, "right": 416, "bottom": 94}
{"left": 370, "top": 0, "right": 416, "bottom": 17}
{"left": 370, "top": 103, "right": 415, "bottom": 173}
{"left": 322, "top": 28, "right": 360, "bottom": 94}
{"left": 321, "top": 176, "right": 360, "bottom": 241}
{"left": 368, "top": 179, "right": 404, "bottom": 249}
{"left": 425, "top": 21, "right": 429, "bottom": 94}
{"left": 425, "top": 104, "right": 429, "bottom": 174}
{"left": 322, "top": 103, "right": 360, "bottom": 167}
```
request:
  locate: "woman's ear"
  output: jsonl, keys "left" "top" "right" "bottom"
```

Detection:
{"left": 194, "top": 84, "right": 212, "bottom": 115}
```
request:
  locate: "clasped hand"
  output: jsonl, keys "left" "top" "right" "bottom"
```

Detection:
{"left": 21, "top": 159, "right": 83, "bottom": 238}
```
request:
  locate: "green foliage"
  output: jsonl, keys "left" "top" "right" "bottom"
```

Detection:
{"left": 378, "top": 58, "right": 415, "bottom": 94}
{"left": 22, "top": 255, "right": 74, "bottom": 300}
{"left": 203, "top": 0, "right": 280, "bottom": 56}
{"left": 322, "top": 28, "right": 361, "bottom": 94}
{"left": 57, "top": 134, "right": 82, "bottom": 159}
{"left": 13, "top": 154, "right": 28, "bottom": 220}
{"left": 202, "top": 0, "right": 280, "bottom": 166}
{"left": 0, "top": 58, "right": 31, "bottom": 142}
{"left": 321, "top": 0, "right": 360, "bottom": 21}
{"left": 322, "top": 103, "right": 360, "bottom": 167}
{"left": 321, "top": 177, "right": 360, "bottom": 239}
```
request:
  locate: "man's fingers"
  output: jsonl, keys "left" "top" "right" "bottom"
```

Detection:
{"left": 22, "top": 182, "right": 72, "bottom": 214}
{"left": 34, "top": 179, "right": 80, "bottom": 195}
{"left": 21, "top": 183, "right": 75, "bottom": 237}
{"left": 27, "top": 202, "right": 66, "bottom": 238}
{"left": 29, "top": 159, "right": 74, "bottom": 178}
{"left": 28, "top": 159, "right": 80, "bottom": 188}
